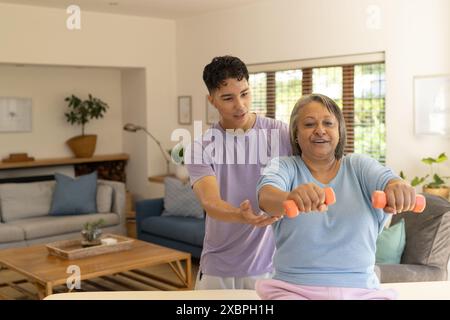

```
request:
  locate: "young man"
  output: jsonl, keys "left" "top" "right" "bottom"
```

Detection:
{"left": 185, "top": 55, "right": 292, "bottom": 289}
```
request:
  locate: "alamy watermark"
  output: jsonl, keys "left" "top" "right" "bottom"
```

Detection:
{"left": 66, "top": 265, "right": 81, "bottom": 290}
{"left": 170, "top": 121, "right": 282, "bottom": 174}
{"left": 366, "top": 4, "right": 381, "bottom": 30}
{"left": 66, "top": 5, "right": 81, "bottom": 30}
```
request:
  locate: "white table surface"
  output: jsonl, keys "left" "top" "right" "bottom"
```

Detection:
{"left": 45, "top": 281, "right": 450, "bottom": 300}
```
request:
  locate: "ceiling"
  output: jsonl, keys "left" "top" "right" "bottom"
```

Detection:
{"left": 0, "top": 0, "right": 262, "bottom": 19}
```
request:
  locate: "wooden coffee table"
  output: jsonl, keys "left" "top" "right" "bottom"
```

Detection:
{"left": 0, "top": 237, "right": 192, "bottom": 299}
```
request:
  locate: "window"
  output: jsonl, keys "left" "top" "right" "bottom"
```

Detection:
{"left": 275, "top": 70, "right": 302, "bottom": 124}
{"left": 249, "top": 56, "right": 386, "bottom": 163}
{"left": 354, "top": 63, "right": 385, "bottom": 163}
{"left": 248, "top": 73, "right": 267, "bottom": 117}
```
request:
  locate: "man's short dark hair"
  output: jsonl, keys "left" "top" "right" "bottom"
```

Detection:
{"left": 203, "top": 55, "right": 249, "bottom": 93}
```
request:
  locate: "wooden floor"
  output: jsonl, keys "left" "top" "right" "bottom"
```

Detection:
{"left": 0, "top": 259, "right": 199, "bottom": 300}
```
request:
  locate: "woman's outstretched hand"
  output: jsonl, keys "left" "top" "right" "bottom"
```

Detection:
{"left": 383, "top": 179, "right": 416, "bottom": 214}
{"left": 286, "top": 183, "right": 328, "bottom": 214}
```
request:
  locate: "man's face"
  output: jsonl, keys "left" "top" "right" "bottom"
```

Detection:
{"left": 208, "top": 78, "right": 252, "bottom": 130}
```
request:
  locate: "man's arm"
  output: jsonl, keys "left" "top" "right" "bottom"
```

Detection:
{"left": 192, "top": 176, "right": 280, "bottom": 226}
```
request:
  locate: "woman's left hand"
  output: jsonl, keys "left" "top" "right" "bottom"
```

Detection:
{"left": 383, "top": 179, "right": 416, "bottom": 214}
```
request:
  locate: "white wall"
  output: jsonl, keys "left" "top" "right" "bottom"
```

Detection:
{"left": 384, "top": 0, "right": 450, "bottom": 180}
{"left": 176, "top": 0, "right": 450, "bottom": 182}
{"left": 0, "top": 3, "right": 177, "bottom": 199}
{"left": 0, "top": 65, "right": 122, "bottom": 158}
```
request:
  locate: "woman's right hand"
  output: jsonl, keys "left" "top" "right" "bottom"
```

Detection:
{"left": 286, "top": 183, "right": 328, "bottom": 213}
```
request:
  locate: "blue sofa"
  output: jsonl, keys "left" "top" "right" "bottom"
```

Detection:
{"left": 136, "top": 198, "right": 205, "bottom": 258}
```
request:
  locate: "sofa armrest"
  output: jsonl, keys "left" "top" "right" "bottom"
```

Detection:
{"left": 136, "top": 198, "right": 164, "bottom": 238}
{"left": 377, "top": 263, "right": 447, "bottom": 283}
{"left": 98, "top": 179, "right": 126, "bottom": 228}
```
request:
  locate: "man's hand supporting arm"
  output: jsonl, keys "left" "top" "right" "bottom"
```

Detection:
{"left": 193, "top": 176, "right": 280, "bottom": 227}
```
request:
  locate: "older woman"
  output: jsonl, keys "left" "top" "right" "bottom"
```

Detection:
{"left": 256, "top": 93, "right": 416, "bottom": 300}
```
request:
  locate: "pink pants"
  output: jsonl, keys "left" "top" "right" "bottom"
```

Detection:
{"left": 256, "top": 279, "right": 397, "bottom": 300}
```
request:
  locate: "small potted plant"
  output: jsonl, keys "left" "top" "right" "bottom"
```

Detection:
{"left": 169, "top": 143, "right": 189, "bottom": 181}
{"left": 81, "top": 218, "right": 105, "bottom": 246}
{"left": 400, "top": 152, "right": 450, "bottom": 199}
{"left": 65, "top": 94, "right": 109, "bottom": 158}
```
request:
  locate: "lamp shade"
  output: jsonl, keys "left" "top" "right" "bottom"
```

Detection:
{"left": 123, "top": 123, "right": 143, "bottom": 132}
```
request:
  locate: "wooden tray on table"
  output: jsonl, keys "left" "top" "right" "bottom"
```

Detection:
{"left": 46, "top": 234, "right": 134, "bottom": 260}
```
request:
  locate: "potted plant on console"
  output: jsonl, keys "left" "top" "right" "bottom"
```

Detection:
{"left": 401, "top": 152, "right": 450, "bottom": 200}
{"left": 65, "top": 94, "right": 109, "bottom": 158}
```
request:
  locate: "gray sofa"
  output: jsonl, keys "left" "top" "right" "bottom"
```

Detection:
{"left": 0, "top": 179, "right": 126, "bottom": 249}
{"left": 376, "top": 193, "right": 450, "bottom": 283}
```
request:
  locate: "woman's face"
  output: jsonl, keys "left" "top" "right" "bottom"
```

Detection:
{"left": 296, "top": 101, "right": 340, "bottom": 161}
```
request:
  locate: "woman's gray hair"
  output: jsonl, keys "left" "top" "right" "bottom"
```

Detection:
{"left": 289, "top": 93, "right": 347, "bottom": 159}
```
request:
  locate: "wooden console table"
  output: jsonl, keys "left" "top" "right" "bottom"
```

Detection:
{"left": 0, "top": 153, "right": 129, "bottom": 170}
{"left": 0, "top": 153, "right": 129, "bottom": 182}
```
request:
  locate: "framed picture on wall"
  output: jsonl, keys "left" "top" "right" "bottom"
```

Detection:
{"left": 178, "top": 96, "right": 192, "bottom": 125}
{"left": 414, "top": 74, "right": 450, "bottom": 136}
{"left": 206, "top": 96, "right": 220, "bottom": 125}
{"left": 0, "top": 97, "right": 32, "bottom": 132}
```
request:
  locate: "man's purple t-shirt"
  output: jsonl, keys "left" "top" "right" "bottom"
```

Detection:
{"left": 185, "top": 115, "right": 291, "bottom": 277}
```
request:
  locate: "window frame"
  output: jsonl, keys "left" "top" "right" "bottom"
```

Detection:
{"left": 248, "top": 52, "right": 386, "bottom": 162}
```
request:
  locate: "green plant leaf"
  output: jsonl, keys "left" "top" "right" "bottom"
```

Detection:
{"left": 433, "top": 174, "right": 445, "bottom": 185}
{"left": 436, "top": 153, "right": 448, "bottom": 163}
{"left": 421, "top": 157, "right": 436, "bottom": 165}
{"left": 170, "top": 143, "right": 185, "bottom": 165}
{"left": 83, "top": 218, "right": 104, "bottom": 231}
{"left": 64, "top": 94, "right": 109, "bottom": 136}
{"left": 399, "top": 171, "right": 406, "bottom": 179}
{"left": 411, "top": 175, "right": 427, "bottom": 187}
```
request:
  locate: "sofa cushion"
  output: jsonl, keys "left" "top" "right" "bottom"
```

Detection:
{"left": 0, "top": 181, "right": 55, "bottom": 222}
{"left": 49, "top": 172, "right": 97, "bottom": 216}
{"left": 161, "top": 177, "right": 204, "bottom": 219}
{"left": 376, "top": 219, "right": 406, "bottom": 264}
{"left": 97, "top": 183, "right": 113, "bottom": 213}
{"left": 391, "top": 193, "right": 450, "bottom": 268}
{"left": 8, "top": 213, "right": 119, "bottom": 240}
{"left": 140, "top": 216, "right": 205, "bottom": 247}
{"left": 0, "top": 223, "right": 25, "bottom": 243}
{"left": 376, "top": 264, "right": 447, "bottom": 283}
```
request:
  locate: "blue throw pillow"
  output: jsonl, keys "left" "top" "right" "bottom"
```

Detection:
{"left": 376, "top": 218, "right": 406, "bottom": 264}
{"left": 49, "top": 172, "right": 98, "bottom": 216}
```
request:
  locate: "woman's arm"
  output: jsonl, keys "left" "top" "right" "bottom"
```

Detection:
{"left": 258, "top": 185, "right": 290, "bottom": 217}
